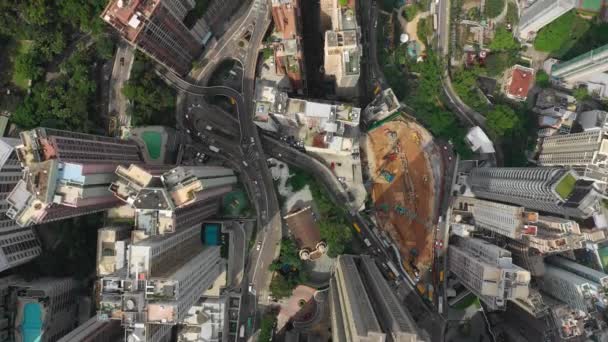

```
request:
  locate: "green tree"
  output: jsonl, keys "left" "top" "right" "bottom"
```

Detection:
{"left": 269, "top": 273, "right": 293, "bottom": 299}
{"left": 258, "top": 315, "right": 276, "bottom": 342}
{"left": 403, "top": 5, "right": 419, "bottom": 21}
{"left": 14, "top": 50, "right": 43, "bottom": 80}
{"left": 95, "top": 35, "right": 115, "bottom": 60}
{"left": 533, "top": 11, "right": 589, "bottom": 53}
{"left": 536, "top": 70, "right": 550, "bottom": 88}
{"left": 486, "top": 104, "right": 520, "bottom": 137}
{"left": 319, "top": 220, "right": 352, "bottom": 257}
{"left": 573, "top": 86, "right": 590, "bottom": 102}
{"left": 485, "top": 51, "right": 517, "bottom": 76}
{"left": 489, "top": 27, "right": 519, "bottom": 51}
{"left": 485, "top": 0, "right": 505, "bottom": 18}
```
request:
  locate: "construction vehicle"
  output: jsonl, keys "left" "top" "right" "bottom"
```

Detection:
{"left": 380, "top": 169, "right": 395, "bottom": 182}
{"left": 353, "top": 223, "right": 361, "bottom": 233}
{"left": 411, "top": 132, "right": 421, "bottom": 145}
{"left": 395, "top": 205, "right": 405, "bottom": 215}
{"left": 417, "top": 283, "right": 426, "bottom": 294}
{"left": 384, "top": 152, "right": 398, "bottom": 161}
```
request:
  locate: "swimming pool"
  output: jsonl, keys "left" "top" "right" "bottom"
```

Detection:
{"left": 21, "top": 302, "right": 42, "bottom": 342}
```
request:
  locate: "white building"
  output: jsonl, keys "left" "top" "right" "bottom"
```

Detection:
{"left": 14, "top": 278, "right": 79, "bottom": 342}
{"left": 538, "top": 130, "right": 608, "bottom": 183}
{"left": 448, "top": 238, "right": 531, "bottom": 310}
{"left": 518, "top": 0, "right": 576, "bottom": 41}
{"left": 551, "top": 43, "right": 608, "bottom": 98}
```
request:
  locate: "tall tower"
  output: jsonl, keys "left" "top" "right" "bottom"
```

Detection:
{"left": 0, "top": 138, "right": 41, "bottom": 272}
{"left": 551, "top": 43, "right": 608, "bottom": 84}
{"left": 323, "top": 0, "right": 361, "bottom": 98}
{"left": 448, "top": 238, "right": 531, "bottom": 310}
{"left": 538, "top": 130, "right": 608, "bottom": 182}
{"left": 6, "top": 128, "right": 146, "bottom": 227}
{"left": 110, "top": 164, "right": 236, "bottom": 236}
{"left": 102, "top": 0, "right": 208, "bottom": 75}
{"left": 517, "top": 0, "right": 576, "bottom": 41}
{"left": 99, "top": 225, "right": 223, "bottom": 342}
{"left": 467, "top": 167, "right": 602, "bottom": 218}
{"left": 330, "top": 254, "right": 424, "bottom": 341}
{"left": 14, "top": 278, "right": 79, "bottom": 342}
{"left": 271, "top": 0, "right": 307, "bottom": 93}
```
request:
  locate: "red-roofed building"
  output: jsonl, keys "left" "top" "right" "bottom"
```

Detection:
{"left": 271, "top": 0, "right": 306, "bottom": 94}
{"left": 504, "top": 65, "right": 535, "bottom": 101}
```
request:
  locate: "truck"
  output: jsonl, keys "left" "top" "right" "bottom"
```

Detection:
{"left": 205, "top": 125, "right": 212, "bottom": 131}
{"left": 209, "top": 145, "right": 220, "bottom": 153}
{"left": 363, "top": 238, "right": 372, "bottom": 247}
{"left": 438, "top": 296, "right": 443, "bottom": 314}
{"left": 386, "top": 261, "right": 400, "bottom": 279}
{"left": 439, "top": 270, "right": 444, "bottom": 282}
{"left": 427, "top": 284, "right": 434, "bottom": 302}
{"left": 353, "top": 223, "right": 361, "bottom": 233}
{"left": 239, "top": 325, "right": 245, "bottom": 338}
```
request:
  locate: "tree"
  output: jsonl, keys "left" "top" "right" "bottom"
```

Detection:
{"left": 13, "top": 50, "right": 43, "bottom": 80}
{"left": 95, "top": 35, "right": 115, "bottom": 60}
{"left": 258, "top": 315, "right": 276, "bottom": 342}
{"left": 485, "top": 0, "right": 505, "bottom": 18}
{"left": 489, "top": 27, "right": 519, "bottom": 51}
{"left": 536, "top": 70, "right": 550, "bottom": 88}
{"left": 319, "top": 220, "right": 352, "bottom": 258}
{"left": 486, "top": 104, "right": 520, "bottom": 137}
{"left": 485, "top": 51, "right": 517, "bottom": 76}
{"left": 269, "top": 273, "right": 293, "bottom": 299}
{"left": 573, "top": 86, "right": 590, "bottom": 102}
{"left": 403, "top": 5, "right": 419, "bottom": 21}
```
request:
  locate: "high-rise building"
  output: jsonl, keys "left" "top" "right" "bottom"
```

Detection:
{"left": 542, "top": 264, "right": 602, "bottom": 313}
{"left": 14, "top": 278, "right": 79, "bottom": 342}
{"left": 453, "top": 197, "right": 539, "bottom": 239}
{"left": 518, "top": 0, "right": 576, "bottom": 40}
{"left": 466, "top": 167, "right": 602, "bottom": 218}
{"left": 551, "top": 43, "right": 608, "bottom": 84}
{"left": 0, "top": 275, "right": 21, "bottom": 341}
{"left": 330, "top": 254, "right": 424, "bottom": 342}
{"left": 538, "top": 130, "right": 608, "bottom": 182}
{"left": 448, "top": 238, "right": 530, "bottom": 310}
{"left": 57, "top": 316, "right": 123, "bottom": 342}
{"left": 102, "top": 0, "right": 208, "bottom": 75}
{"left": 324, "top": 0, "right": 361, "bottom": 98}
{"left": 97, "top": 226, "right": 133, "bottom": 276}
{"left": 110, "top": 164, "right": 236, "bottom": 236}
{"left": 0, "top": 138, "right": 41, "bottom": 272}
{"left": 271, "top": 0, "right": 306, "bottom": 93}
{"left": 98, "top": 225, "right": 223, "bottom": 342}
{"left": 6, "top": 128, "right": 146, "bottom": 227}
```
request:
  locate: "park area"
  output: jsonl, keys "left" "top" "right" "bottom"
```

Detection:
{"left": 362, "top": 120, "right": 439, "bottom": 278}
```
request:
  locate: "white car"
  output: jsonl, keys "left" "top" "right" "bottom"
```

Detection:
{"left": 256, "top": 241, "right": 262, "bottom": 251}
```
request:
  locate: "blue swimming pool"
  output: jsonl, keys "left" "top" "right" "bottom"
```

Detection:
{"left": 21, "top": 303, "right": 42, "bottom": 342}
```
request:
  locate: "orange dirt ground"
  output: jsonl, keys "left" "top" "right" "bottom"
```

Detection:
{"left": 362, "top": 120, "right": 437, "bottom": 272}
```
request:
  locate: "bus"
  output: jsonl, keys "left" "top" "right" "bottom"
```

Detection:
{"left": 239, "top": 325, "right": 245, "bottom": 338}
{"left": 433, "top": 14, "right": 438, "bottom": 31}
{"left": 386, "top": 261, "right": 400, "bottom": 279}
{"left": 353, "top": 223, "right": 361, "bottom": 233}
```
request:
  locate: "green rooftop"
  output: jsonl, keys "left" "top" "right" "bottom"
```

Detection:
{"left": 555, "top": 173, "right": 577, "bottom": 199}
{"left": 580, "top": 0, "right": 603, "bottom": 11}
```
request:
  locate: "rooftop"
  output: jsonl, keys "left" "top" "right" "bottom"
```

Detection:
{"left": 554, "top": 173, "right": 577, "bottom": 200}
{"left": 101, "top": 0, "right": 161, "bottom": 42}
{"left": 506, "top": 65, "right": 535, "bottom": 100}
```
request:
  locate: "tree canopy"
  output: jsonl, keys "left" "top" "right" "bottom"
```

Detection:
{"left": 489, "top": 27, "right": 520, "bottom": 52}
{"left": 486, "top": 104, "right": 520, "bottom": 138}
{"left": 485, "top": 0, "right": 505, "bottom": 18}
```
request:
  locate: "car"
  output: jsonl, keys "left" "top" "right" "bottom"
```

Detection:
{"left": 120, "top": 57, "right": 125, "bottom": 66}
{"left": 256, "top": 241, "right": 262, "bottom": 251}
{"left": 186, "top": 129, "right": 191, "bottom": 134}
{"left": 185, "top": 114, "right": 189, "bottom": 119}
{"left": 250, "top": 137, "right": 255, "bottom": 143}
{"left": 196, "top": 152, "right": 201, "bottom": 157}
{"left": 248, "top": 283, "right": 254, "bottom": 293}
{"left": 434, "top": 239, "right": 444, "bottom": 249}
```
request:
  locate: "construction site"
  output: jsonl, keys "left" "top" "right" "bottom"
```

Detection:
{"left": 362, "top": 119, "right": 441, "bottom": 282}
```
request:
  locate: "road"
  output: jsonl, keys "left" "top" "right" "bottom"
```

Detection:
{"left": 108, "top": 41, "right": 135, "bottom": 129}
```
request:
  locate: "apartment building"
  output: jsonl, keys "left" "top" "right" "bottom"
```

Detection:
{"left": 518, "top": 0, "right": 576, "bottom": 40}
{"left": 6, "top": 128, "right": 146, "bottom": 227}
{"left": 14, "top": 278, "right": 79, "bottom": 342}
{"left": 453, "top": 197, "right": 539, "bottom": 239}
{"left": 538, "top": 130, "right": 608, "bottom": 182}
{"left": 102, "top": 0, "right": 208, "bottom": 75}
{"left": 448, "top": 238, "right": 531, "bottom": 311}
{"left": 466, "top": 167, "right": 602, "bottom": 218}
{"left": 330, "top": 254, "right": 424, "bottom": 342}
{"left": 271, "top": 0, "right": 306, "bottom": 93}
{"left": 0, "top": 138, "right": 41, "bottom": 272}
{"left": 323, "top": 0, "right": 361, "bottom": 98}
{"left": 57, "top": 316, "right": 122, "bottom": 342}
{"left": 99, "top": 225, "right": 222, "bottom": 342}
{"left": 97, "top": 226, "right": 133, "bottom": 276}
{"left": 110, "top": 165, "right": 235, "bottom": 236}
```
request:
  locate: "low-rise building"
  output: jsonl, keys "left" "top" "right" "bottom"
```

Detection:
{"left": 284, "top": 206, "right": 327, "bottom": 260}
{"left": 503, "top": 65, "right": 535, "bottom": 101}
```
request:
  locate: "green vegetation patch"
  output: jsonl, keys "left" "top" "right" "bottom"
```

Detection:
{"left": 403, "top": 5, "right": 419, "bottom": 21}
{"left": 598, "top": 246, "right": 608, "bottom": 270}
{"left": 534, "top": 11, "right": 591, "bottom": 55}
{"left": 222, "top": 189, "right": 249, "bottom": 217}
{"left": 555, "top": 173, "right": 577, "bottom": 199}
{"left": 184, "top": 0, "right": 211, "bottom": 28}
{"left": 485, "top": 0, "right": 505, "bottom": 18}
{"left": 11, "top": 40, "right": 34, "bottom": 90}
{"left": 141, "top": 131, "right": 162, "bottom": 159}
